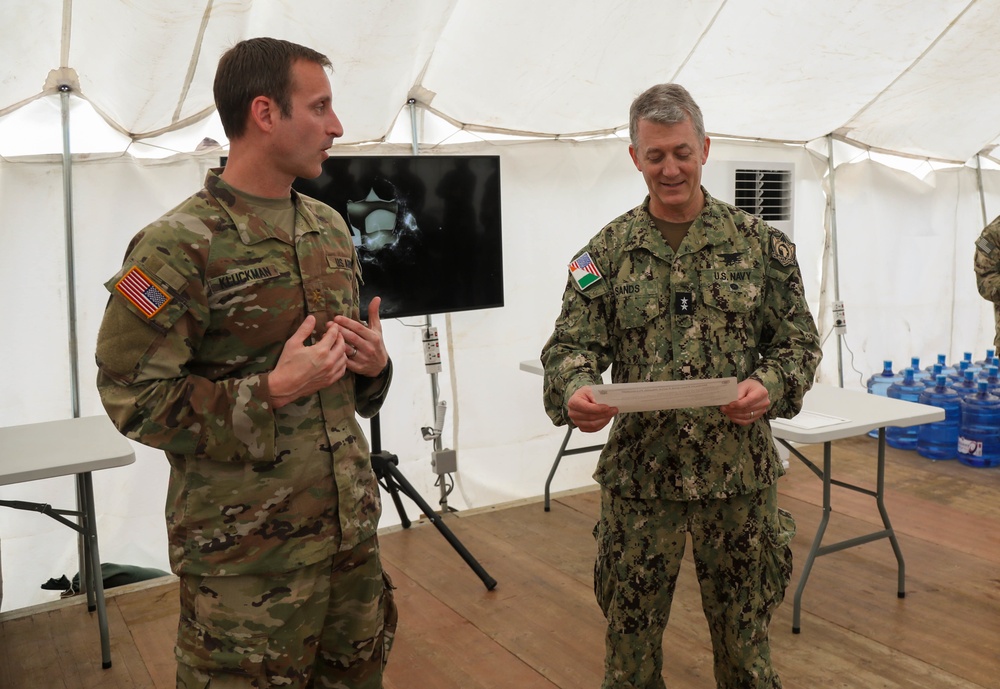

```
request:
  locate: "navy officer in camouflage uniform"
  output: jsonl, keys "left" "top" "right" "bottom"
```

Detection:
{"left": 974, "top": 214, "right": 1000, "bottom": 350}
{"left": 96, "top": 37, "right": 396, "bottom": 688}
{"left": 541, "top": 84, "right": 821, "bottom": 688}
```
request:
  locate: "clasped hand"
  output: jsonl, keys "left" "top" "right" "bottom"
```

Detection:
{"left": 268, "top": 297, "right": 388, "bottom": 409}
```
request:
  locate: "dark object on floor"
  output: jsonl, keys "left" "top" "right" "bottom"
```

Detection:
{"left": 41, "top": 563, "right": 171, "bottom": 596}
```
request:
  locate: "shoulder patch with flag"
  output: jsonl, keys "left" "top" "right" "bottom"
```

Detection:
{"left": 569, "top": 252, "right": 602, "bottom": 290}
{"left": 116, "top": 266, "right": 171, "bottom": 317}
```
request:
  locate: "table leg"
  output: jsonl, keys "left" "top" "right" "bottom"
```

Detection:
{"left": 75, "top": 477, "right": 96, "bottom": 613}
{"left": 792, "top": 441, "right": 832, "bottom": 633}
{"left": 544, "top": 427, "right": 574, "bottom": 512}
{"left": 544, "top": 427, "right": 605, "bottom": 512}
{"left": 876, "top": 433, "right": 906, "bottom": 598}
{"left": 78, "top": 472, "right": 112, "bottom": 669}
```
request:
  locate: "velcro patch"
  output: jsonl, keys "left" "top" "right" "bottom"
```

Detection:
{"left": 116, "top": 266, "right": 171, "bottom": 318}
{"left": 569, "top": 252, "right": 602, "bottom": 290}
{"left": 976, "top": 237, "right": 996, "bottom": 255}
{"left": 770, "top": 235, "right": 796, "bottom": 267}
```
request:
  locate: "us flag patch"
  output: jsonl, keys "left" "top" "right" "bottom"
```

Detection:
{"left": 116, "top": 266, "right": 171, "bottom": 317}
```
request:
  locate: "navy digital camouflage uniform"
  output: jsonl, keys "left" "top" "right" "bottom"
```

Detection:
{"left": 974, "top": 214, "right": 1000, "bottom": 351}
{"left": 541, "top": 189, "right": 821, "bottom": 689}
{"left": 96, "top": 169, "right": 396, "bottom": 688}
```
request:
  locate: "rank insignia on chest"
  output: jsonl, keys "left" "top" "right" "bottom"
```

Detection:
{"left": 674, "top": 291, "right": 694, "bottom": 315}
{"left": 569, "top": 251, "right": 602, "bottom": 290}
{"left": 309, "top": 287, "right": 324, "bottom": 309}
{"left": 116, "top": 266, "right": 171, "bottom": 317}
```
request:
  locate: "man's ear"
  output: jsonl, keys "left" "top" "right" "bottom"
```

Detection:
{"left": 248, "top": 95, "right": 275, "bottom": 133}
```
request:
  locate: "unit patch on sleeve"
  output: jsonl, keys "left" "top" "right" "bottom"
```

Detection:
{"left": 770, "top": 234, "right": 796, "bottom": 267}
{"left": 116, "top": 266, "right": 171, "bottom": 317}
{"left": 569, "top": 251, "right": 603, "bottom": 290}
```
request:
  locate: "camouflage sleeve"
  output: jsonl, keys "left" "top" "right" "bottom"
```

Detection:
{"left": 354, "top": 359, "right": 393, "bottom": 419}
{"left": 540, "top": 245, "right": 614, "bottom": 427}
{"left": 750, "top": 228, "right": 822, "bottom": 419}
{"left": 974, "top": 216, "right": 1000, "bottom": 303}
{"left": 95, "top": 226, "right": 277, "bottom": 462}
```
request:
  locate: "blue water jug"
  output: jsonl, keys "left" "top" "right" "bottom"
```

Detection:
{"left": 974, "top": 349, "right": 996, "bottom": 368}
{"left": 985, "top": 366, "right": 1000, "bottom": 395}
{"left": 957, "top": 381, "right": 1000, "bottom": 468}
{"left": 917, "top": 375, "right": 960, "bottom": 460}
{"left": 866, "top": 361, "right": 902, "bottom": 438}
{"left": 908, "top": 357, "right": 930, "bottom": 384}
{"left": 950, "top": 370, "right": 979, "bottom": 398}
{"left": 961, "top": 352, "right": 982, "bottom": 377}
{"left": 886, "top": 368, "right": 925, "bottom": 450}
{"left": 926, "top": 354, "right": 952, "bottom": 378}
{"left": 948, "top": 360, "right": 973, "bottom": 383}
{"left": 924, "top": 363, "right": 944, "bottom": 387}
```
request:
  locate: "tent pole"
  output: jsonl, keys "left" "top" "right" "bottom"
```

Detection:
{"left": 60, "top": 85, "right": 81, "bottom": 418}
{"left": 975, "top": 154, "right": 988, "bottom": 228}
{"left": 827, "top": 135, "right": 844, "bottom": 387}
{"left": 408, "top": 98, "right": 450, "bottom": 511}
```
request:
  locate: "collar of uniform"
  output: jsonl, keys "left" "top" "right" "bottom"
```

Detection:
{"left": 204, "top": 168, "right": 321, "bottom": 245}
{"left": 624, "top": 188, "right": 741, "bottom": 258}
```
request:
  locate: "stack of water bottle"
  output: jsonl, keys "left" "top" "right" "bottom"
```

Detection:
{"left": 865, "top": 351, "right": 1000, "bottom": 468}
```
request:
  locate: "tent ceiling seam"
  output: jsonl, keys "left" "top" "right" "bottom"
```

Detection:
{"left": 669, "top": 0, "right": 728, "bottom": 83}
{"left": 832, "top": 131, "right": 967, "bottom": 166}
{"left": 172, "top": 0, "right": 216, "bottom": 125}
{"left": 61, "top": 0, "right": 72, "bottom": 67}
{"left": 840, "top": 0, "right": 979, "bottom": 134}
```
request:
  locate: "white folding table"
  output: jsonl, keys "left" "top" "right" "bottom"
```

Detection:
{"left": 520, "top": 359, "right": 606, "bottom": 511}
{"left": 770, "top": 383, "right": 944, "bottom": 632}
{"left": 0, "top": 415, "right": 136, "bottom": 668}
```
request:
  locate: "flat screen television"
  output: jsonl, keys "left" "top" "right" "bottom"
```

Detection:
{"left": 292, "top": 154, "right": 504, "bottom": 319}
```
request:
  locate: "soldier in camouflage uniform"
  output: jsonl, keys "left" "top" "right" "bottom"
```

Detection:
{"left": 96, "top": 38, "right": 396, "bottom": 688}
{"left": 541, "top": 84, "right": 821, "bottom": 688}
{"left": 974, "top": 215, "right": 1000, "bottom": 351}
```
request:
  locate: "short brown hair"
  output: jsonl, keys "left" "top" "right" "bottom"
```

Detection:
{"left": 214, "top": 37, "right": 331, "bottom": 139}
{"left": 629, "top": 84, "right": 706, "bottom": 149}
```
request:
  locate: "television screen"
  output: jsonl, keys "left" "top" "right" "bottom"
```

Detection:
{"left": 293, "top": 155, "right": 504, "bottom": 319}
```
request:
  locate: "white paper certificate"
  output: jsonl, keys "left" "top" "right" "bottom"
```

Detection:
{"left": 591, "top": 377, "right": 738, "bottom": 412}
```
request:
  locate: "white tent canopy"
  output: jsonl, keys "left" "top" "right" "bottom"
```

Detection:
{"left": 4, "top": 0, "right": 1000, "bottom": 160}
{"left": 2, "top": 1, "right": 1000, "bottom": 613}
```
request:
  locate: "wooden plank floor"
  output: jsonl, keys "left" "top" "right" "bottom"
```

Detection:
{"left": 2, "top": 436, "right": 998, "bottom": 688}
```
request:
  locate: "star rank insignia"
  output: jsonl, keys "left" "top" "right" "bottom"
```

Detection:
{"left": 674, "top": 291, "right": 693, "bottom": 314}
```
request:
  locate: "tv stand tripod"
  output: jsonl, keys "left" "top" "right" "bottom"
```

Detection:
{"left": 370, "top": 415, "right": 496, "bottom": 590}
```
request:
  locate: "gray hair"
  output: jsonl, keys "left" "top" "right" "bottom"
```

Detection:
{"left": 628, "top": 84, "right": 706, "bottom": 148}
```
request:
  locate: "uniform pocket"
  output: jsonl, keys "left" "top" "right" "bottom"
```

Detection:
{"left": 592, "top": 518, "right": 617, "bottom": 621}
{"left": 761, "top": 507, "right": 796, "bottom": 611}
{"left": 380, "top": 570, "right": 398, "bottom": 670}
{"left": 175, "top": 614, "right": 269, "bottom": 681}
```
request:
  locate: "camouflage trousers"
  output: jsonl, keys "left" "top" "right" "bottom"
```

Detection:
{"left": 594, "top": 485, "right": 795, "bottom": 689}
{"left": 175, "top": 535, "right": 397, "bottom": 689}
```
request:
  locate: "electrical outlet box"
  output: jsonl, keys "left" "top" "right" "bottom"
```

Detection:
{"left": 833, "top": 301, "right": 847, "bottom": 334}
{"left": 432, "top": 449, "right": 457, "bottom": 475}
{"left": 422, "top": 326, "right": 442, "bottom": 373}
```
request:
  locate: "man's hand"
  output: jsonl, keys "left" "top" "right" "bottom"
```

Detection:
{"left": 334, "top": 296, "right": 389, "bottom": 378}
{"left": 567, "top": 386, "right": 618, "bottom": 433}
{"left": 719, "top": 378, "right": 771, "bottom": 426}
{"left": 268, "top": 315, "right": 349, "bottom": 409}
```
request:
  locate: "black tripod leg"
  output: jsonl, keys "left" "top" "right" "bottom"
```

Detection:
{"left": 382, "top": 475, "right": 411, "bottom": 529}
{"left": 383, "top": 462, "right": 497, "bottom": 591}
